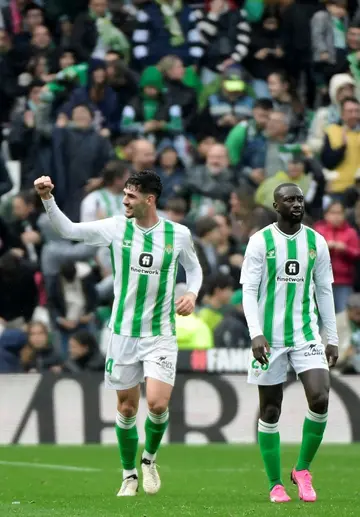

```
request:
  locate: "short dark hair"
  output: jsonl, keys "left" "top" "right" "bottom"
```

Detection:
{"left": 102, "top": 160, "right": 129, "bottom": 186}
{"left": 273, "top": 182, "right": 302, "bottom": 202}
{"left": 195, "top": 216, "right": 218, "bottom": 238}
{"left": 205, "top": 272, "right": 233, "bottom": 296}
{"left": 15, "top": 190, "right": 36, "bottom": 205}
{"left": 254, "top": 98, "right": 273, "bottom": 110}
{"left": 71, "top": 330, "right": 98, "bottom": 353}
{"left": 341, "top": 96, "right": 360, "bottom": 110}
{"left": 124, "top": 170, "right": 162, "bottom": 200}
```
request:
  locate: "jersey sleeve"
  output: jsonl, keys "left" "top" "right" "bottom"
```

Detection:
{"left": 178, "top": 227, "right": 203, "bottom": 297}
{"left": 240, "top": 233, "right": 265, "bottom": 287}
{"left": 313, "top": 234, "right": 334, "bottom": 287}
{"left": 42, "top": 196, "right": 116, "bottom": 247}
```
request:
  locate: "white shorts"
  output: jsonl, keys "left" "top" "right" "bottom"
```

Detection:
{"left": 104, "top": 333, "right": 178, "bottom": 391}
{"left": 248, "top": 341, "right": 329, "bottom": 386}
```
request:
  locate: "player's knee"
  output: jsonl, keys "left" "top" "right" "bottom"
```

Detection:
{"left": 260, "top": 403, "right": 281, "bottom": 424}
{"left": 117, "top": 400, "right": 137, "bottom": 418}
{"left": 147, "top": 399, "right": 169, "bottom": 415}
{"left": 308, "top": 391, "right": 329, "bottom": 414}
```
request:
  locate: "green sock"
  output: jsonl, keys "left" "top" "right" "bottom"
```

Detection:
{"left": 258, "top": 419, "right": 282, "bottom": 490}
{"left": 296, "top": 409, "right": 327, "bottom": 471}
{"left": 115, "top": 412, "right": 139, "bottom": 471}
{"left": 143, "top": 409, "right": 169, "bottom": 458}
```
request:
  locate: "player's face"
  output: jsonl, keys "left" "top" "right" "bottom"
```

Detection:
{"left": 274, "top": 187, "right": 305, "bottom": 223}
{"left": 123, "top": 186, "right": 152, "bottom": 219}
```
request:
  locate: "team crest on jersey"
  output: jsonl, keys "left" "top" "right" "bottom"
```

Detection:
{"left": 123, "top": 240, "right": 132, "bottom": 247}
{"left": 165, "top": 244, "right": 173, "bottom": 254}
{"left": 266, "top": 249, "right": 275, "bottom": 259}
{"left": 309, "top": 249, "right": 317, "bottom": 260}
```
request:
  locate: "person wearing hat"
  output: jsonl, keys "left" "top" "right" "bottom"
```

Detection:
{"left": 206, "top": 66, "right": 255, "bottom": 141}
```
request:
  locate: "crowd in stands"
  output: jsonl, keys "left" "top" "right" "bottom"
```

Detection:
{"left": 1, "top": 0, "right": 360, "bottom": 374}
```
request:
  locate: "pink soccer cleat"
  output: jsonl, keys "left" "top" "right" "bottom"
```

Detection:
{"left": 270, "top": 484, "right": 291, "bottom": 503}
{"left": 291, "top": 469, "right": 317, "bottom": 502}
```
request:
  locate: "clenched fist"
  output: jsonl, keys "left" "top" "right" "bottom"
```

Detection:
{"left": 34, "top": 176, "right": 54, "bottom": 200}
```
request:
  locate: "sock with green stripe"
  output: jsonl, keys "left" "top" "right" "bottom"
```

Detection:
{"left": 258, "top": 419, "right": 282, "bottom": 490}
{"left": 295, "top": 409, "right": 327, "bottom": 471}
{"left": 115, "top": 411, "right": 139, "bottom": 479}
{"left": 143, "top": 409, "right": 169, "bottom": 461}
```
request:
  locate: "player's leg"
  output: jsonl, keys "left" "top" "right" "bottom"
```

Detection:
{"left": 141, "top": 337, "right": 177, "bottom": 494}
{"left": 115, "top": 385, "right": 141, "bottom": 495}
{"left": 104, "top": 334, "right": 143, "bottom": 496}
{"left": 290, "top": 345, "right": 330, "bottom": 502}
{"left": 248, "top": 347, "right": 291, "bottom": 502}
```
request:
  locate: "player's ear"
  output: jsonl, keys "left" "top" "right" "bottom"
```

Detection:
{"left": 273, "top": 201, "right": 278, "bottom": 212}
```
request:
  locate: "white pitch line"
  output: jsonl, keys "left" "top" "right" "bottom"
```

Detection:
{"left": 0, "top": 461, "right": 101, "bottom": 472}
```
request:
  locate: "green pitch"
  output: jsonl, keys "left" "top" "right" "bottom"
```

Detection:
{"left": 1, "top": 444, "right": 359, "bottom": 517}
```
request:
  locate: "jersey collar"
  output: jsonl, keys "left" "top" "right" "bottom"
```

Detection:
{"left": 134, "top": 218, "right": 162, "bottom": 234}
{"left": 272, "top": 223, "right": 303, "bottom": 240}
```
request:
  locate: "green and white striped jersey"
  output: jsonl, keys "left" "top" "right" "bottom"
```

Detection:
{"left": 42, "top": 197, "right": 202, "bottom": 338}
{"left": 240, "top": 223, "right": 334, "bottom": 347}
{"left": 80, "top": 189, "right": 124, "bottom": 222}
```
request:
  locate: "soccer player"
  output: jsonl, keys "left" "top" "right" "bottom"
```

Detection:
{"left": 240, "top": 183, "right": 338, "bottom": 503}
{"left": 34, "top": 171, "right": 203, "bottom": 496}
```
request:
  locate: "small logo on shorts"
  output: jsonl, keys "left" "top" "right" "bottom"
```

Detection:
{"left": 156, "top": 356, "right": 174, "bottom": 378}
{"left": 304, "top": 344, "right": 324, "bottom": 357}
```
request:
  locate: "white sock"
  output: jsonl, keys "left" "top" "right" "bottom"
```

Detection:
{"left": 142, "top": 450, "right": 156, "bottom": 462}
{"left": 123, "top": 468, "right": 138, "bottom": 480}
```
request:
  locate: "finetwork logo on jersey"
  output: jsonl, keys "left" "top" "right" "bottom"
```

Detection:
{"left": 277, "top": 260, "right": 304, "bottom": 283}
{"left": 130, "top": 253, "right": 160, "bottom": 275}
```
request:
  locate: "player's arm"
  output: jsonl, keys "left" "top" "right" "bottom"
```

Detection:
{"left": 313, "top": 236, "right": 339, "bottom": 367}
{"left": 176, "top": 227, "right": 203, "bottom": 316}
{"left": 240, "top": 235, "right": 270, "bottom": 365}
{"left": 34, "top": 176, "right": 115, "bottom": 246}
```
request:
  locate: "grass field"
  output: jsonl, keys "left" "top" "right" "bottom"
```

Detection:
{"left": 1, "top": 444, "right": 359, "bottom": 517}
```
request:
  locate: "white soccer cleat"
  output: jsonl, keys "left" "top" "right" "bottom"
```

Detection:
{"left": 141, "top": 458, "right": 161, "bottom": 495}
{"left": 117, "top": 475, "right": 139, "bottom": 496}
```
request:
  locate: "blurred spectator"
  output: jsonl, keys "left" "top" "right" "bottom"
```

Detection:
{"left": 198, "top": 272, "right": 233, "bottom": 332}
{"left": 314, "top": 201, "right": 360, "bottom": 313}
{"left": 205, "top": 67, "right": 255, "bottom": 141}
{"left": 321, "top": 97, "right": 360, "bottom": 196}
{"left": 191, "top": 135, "right": 217, "bottom": 165}
{"left": 0, "top": 151, "right": 13, "bottom": 198}
{"left": 343, "top": 168, "right": 360, "bottom": 209}
{"left": 311, "top": 0, "right": 349, "bottom": 87}
{"left": 131, "top": 0, "right": 204, "bottom": 70}
{"left": 229, "top": 187, "right": 256, "bottom": 240}
{"left": 245, "top": 9, "right": 283, "bottom": 98}
{"left": 213, "top": 213, "right": 244, "bottom": 287}
{"left": 180, "top": 143, "right": 234, "bottom": 221}
{"left": 80, "top": 159, "right": 129, "bottom": 221}
{"left": 71, "top": 0, "right": 130, "bottom": 63}
{"left": 0, "top": 325, "right": 27, "bottom": 373}
{"left": 156, "top": 146, "right": 184, "bottom": 209}
{"left": 267, "top": 71, "right": 306, "bottom": 140}
{"left": 213, "top": 289, "right": 250, "bottom": 348}
{"left": 175, "top": 283, "right": 213, "bottom": 350}
{"left": 24, "top": 24, "right": 57, "bottom": 73}
{"left": 11, "top": 190, "right": 42, "bottom": 264}
{"left": 157, "top": 55, "right": 198, "bottom": 134}
{"left": 225, "top": 97, "right": 273, "bottom": 170}
{"left": 336, "top": 293, "right": 360, "bottom": 372}
{"left": 164, "top": 197, "right": 187, "bottom": 225}
{"left": 131, "top": 139, "right": 156, "bottom": 173}
{"left": 0, "top": 251, "right": 38, "bottom": 325}
{"left": 0, "top": 29, "right": 18, "bottom": 124}
{"left": 0, "top": 217, "right": 23, "bottom": 257}
{"left": 193, "top": 216, "right": 221, "bottom": 277}
{"left": 62, "top": 60, "right": 120, "bottom": 134}
{"left": 21, "top": 321, "right": 62, "bottom": 372}
{"left": 194, "top": 1, "right": 250, "bottom": 83}
{"left": 52, "top": 103, "right": 113, "bottom": 221}
{"left": 104, "top": 51, "right": 139, "bottom": 112}
{"left": 48, "top": 261, "right": 98, "bottom": 357}
{"left": 307, "top": 73, "right": 355, "bottom": 154}
{"left": 63, "top": 329, "right": 104, "bottom": 373}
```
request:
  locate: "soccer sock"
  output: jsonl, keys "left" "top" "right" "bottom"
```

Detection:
{"left": 295, "top": 409, "right": 327, "bottom": 471}
{"left": 258, "top": 419, "right": 282, "bottom": 490}
{"left": 143, "top": 409, "right": 169, "bottom": 460}
{"left": 115, "top": 411, "right": 139, "bottom": 479}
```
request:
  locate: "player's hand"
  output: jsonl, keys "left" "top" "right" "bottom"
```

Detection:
{"left": 175, "top": 292, "right": 196, "bottom": 316}
{"left": 34, "top": 176, "right": 54, "bottom": 200}
{"left": 325, "top": 344, "right": 338, "bottom": 368}
{"left": 251, "top": 335, "right": 270, "bottom": 366}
